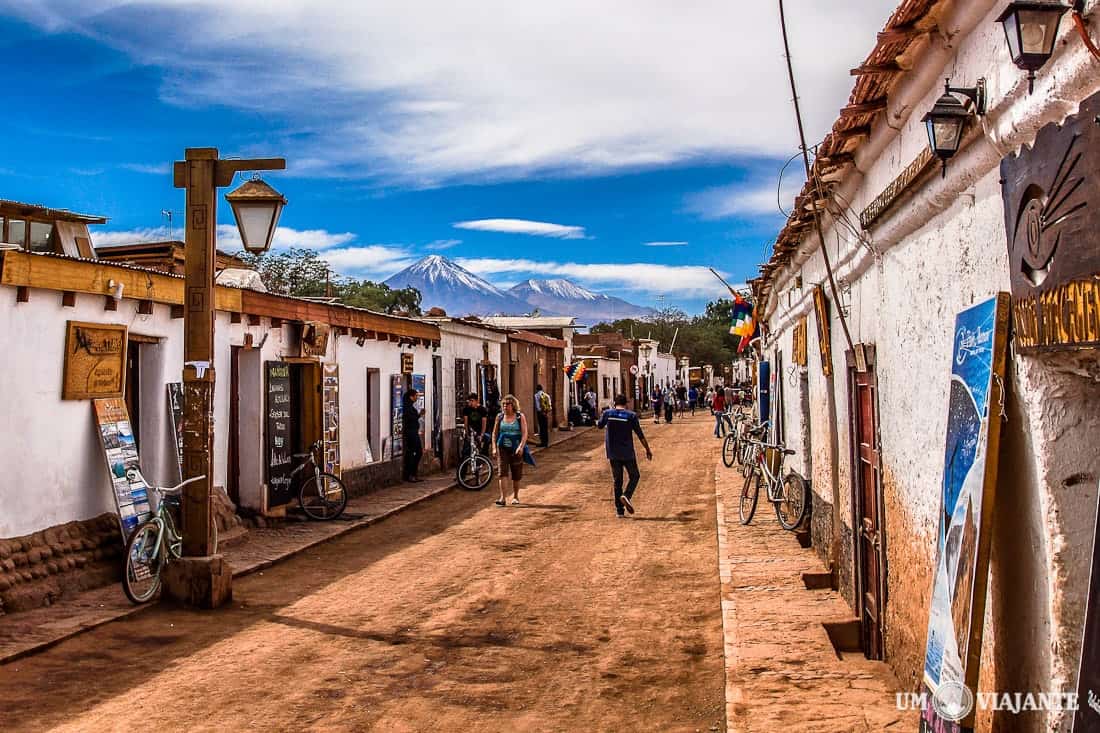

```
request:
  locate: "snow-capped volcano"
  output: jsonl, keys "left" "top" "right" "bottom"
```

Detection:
{"left": 510, "top": 278, "right": 655, "bottom": 323}
{"left": 383, "top": 255, "right": 534, "bottom": 316}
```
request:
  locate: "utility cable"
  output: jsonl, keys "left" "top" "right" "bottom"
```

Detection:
{"left": 777, "top": 0, "right": 857, "bottom": 357}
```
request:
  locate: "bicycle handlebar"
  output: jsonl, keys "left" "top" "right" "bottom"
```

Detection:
{"left": 158, "top": 474, "right": 207, "bottom": 495}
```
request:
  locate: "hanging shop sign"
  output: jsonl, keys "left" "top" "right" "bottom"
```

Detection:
{"left": 1074, "top": 486, "right": 1100, "bottom": 732}
{"left": 860, "top": 147, "right": 935, "bottom": 230}
{"left": 401, "top": 352, "right": 415, "bottom": 375}
{"left": 63, "top": 321, "right": 127, "bottom": 400}
{"left": 300, "top": 322, "right": 330, "bottom": 358}
{"left": 812, "top": 287, "right": 833, "bottom": 377}
{"left": 264, "top": 361, "right": 295, "bottom": 506}
{"left": 166, "top": 383, "right": 185, "bottom": 482}
{"left": 321, "top": 364, "right": 341, "bottom": 477}
{"left": 390, "top": 375, "right": 405, "bottom": 458}
{"left": 920, "top": 293, "right": 1010, "bottom": 733}
{"left": 1001, "top": 88, "right": 1100, "bottom": 353}
{"left": 792, "top": 316, "right": 808, "bottom": 367}
{"left": 92, "top": 398, "right": 152, "bottom": 540}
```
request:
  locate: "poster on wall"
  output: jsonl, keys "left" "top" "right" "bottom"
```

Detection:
{"left": 390, "top": 375, "right": 404, "bottom": 459}
{"left": 920, "top": 293, "right": 1010, "bottom": 733}
{"left": 166, "top": 383, "right": 184, "bottom": 482}
{"left": 1074, "top": 487, "right": 1100, "bottom": 732}
{"left": 321, "top": 364, "right": 341, "bottom": 477}
{"left": 92, "top": 398, "right": 152, "bottom": 541}
{"left": 265, "top": 362, "right": 295, "bottom": 507}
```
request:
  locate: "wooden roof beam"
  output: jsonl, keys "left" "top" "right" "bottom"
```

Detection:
{"left": 877, "top": 24, "right": 930, "bottom": 43}
{"left": 840, "top": 98, "right": 887, "bottom": 117}
{"left": 850, "top": 62, "right": 902, "bottom": 76}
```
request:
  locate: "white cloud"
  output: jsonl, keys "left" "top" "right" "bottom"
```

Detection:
{"left": 91, "top": 227, "right": 170, "bottom": 246}
{"left": 643, "top": 241, "right": 688, "bottom": 247}
{"left": 120, "top": 162, "right": 171, "bottom": 175}
{"left": 454, "top": 257, "right": 730, "bottom": 297}
{"left": 453, "top": 219, "right": 587, "bottom": 239}
{"left": 686, "top": 173, "right": 805, "bottom": 220}
{"left": 322, "top": 246, "right": 417, "bottom": 276}
{"left": 424, "top": 238, "right": 461, "bottom": 250}
{"left": 9, "top": 0, "right": 899, "bottom": 183}
{"left": 215, "top": 224, "right": 356, "bottom": 251}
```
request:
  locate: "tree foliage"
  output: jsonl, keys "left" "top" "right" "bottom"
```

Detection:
{"left": 236, "top": 248, "right": 422, "bottom": 316}
{"left": 591, "top": 298, "right": 747, "bottom": 367}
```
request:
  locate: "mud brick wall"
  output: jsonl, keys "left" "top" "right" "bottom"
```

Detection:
{"left": 0, "top": 513, "right": 122, "bottom": 615}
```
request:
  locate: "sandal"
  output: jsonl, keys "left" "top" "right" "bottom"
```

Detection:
{"left": 511, "top": 498, "right": 521, "bottom": 505}
{"left": 494, "top": 500, "right": 506, "bottom": 507}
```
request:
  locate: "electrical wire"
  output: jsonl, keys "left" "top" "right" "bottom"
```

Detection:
{"left": 777, "top": 0, "right": 857, "bottom": 358}
{"left": 776, "top": 151, "right": 806, "bottom": 217}
{"left": 1073, "top": 10, "right": 1100, "bottom": 61}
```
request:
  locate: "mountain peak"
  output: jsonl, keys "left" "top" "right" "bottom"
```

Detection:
{"left": 384, "top": 255, "right": 534, "bottom": 317}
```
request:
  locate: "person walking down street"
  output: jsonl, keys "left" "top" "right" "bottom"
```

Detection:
{"left": 688, "top": 385, "right": 698, "bottom": 416}
{"left": 597, "top": 394, "right": 653, "bottom": 518}
{"left": 712, "top": 388, "right": 727, "bottom": 438}
{"left": 534, "top": 384, "right": 552, "bottom": 448}
{"left": 651, "top": 386, "right": 663, "bottom": 424}
{"left": 491, "top": 394, "right": 529, "bottom": 506}
{"left": 662, "top": 386, "right": 674, "bottom": 424}
{"left": 402, "top": 388, "right": 424, "bottom": 482}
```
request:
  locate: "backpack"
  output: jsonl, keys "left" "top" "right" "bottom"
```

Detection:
{"left": 538, "top": 391, "right": 552, "bottom": 412}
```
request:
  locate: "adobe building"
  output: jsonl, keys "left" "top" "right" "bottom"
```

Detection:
{"left": 572, "top": 331, "right": 639, "bottom": 408}
{"left": 501, "top": 329, "right": 567, "bottom": 436}
{"left": 752, "top": 2, "right": 1100, "bottom": 730}
{"left": 0, "top": 203, "right": 440, "bottom": 614}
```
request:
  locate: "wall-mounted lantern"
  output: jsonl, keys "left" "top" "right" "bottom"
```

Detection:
{"left": 997, "top": 1, "right": 1072, "bottom": 93}
{"left": 922, "top": 78, "right": 987, "bottom": 175}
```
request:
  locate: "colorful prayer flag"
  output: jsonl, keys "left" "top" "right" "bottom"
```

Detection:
{"left": 566, "top": 362, "right": 588, "bottom": 382}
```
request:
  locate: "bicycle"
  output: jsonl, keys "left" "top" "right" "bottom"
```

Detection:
{"left": 292, "top": 439, "right": 349, "bottom": 520}
{"left": 122, "top": 473, "right": 217, "bottom": 604}
{"left": 738, "top": 438, "right": 809, "bottom": 530}
{"left": 456, "top": 427, "right": 494, "bottom": 490}
{"left": 721, "top": 412, "right": 754, "bottom": 468}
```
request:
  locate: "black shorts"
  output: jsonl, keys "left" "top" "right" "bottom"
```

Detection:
{"left": 498, "top": 446, "right": 524, "bottom": 481}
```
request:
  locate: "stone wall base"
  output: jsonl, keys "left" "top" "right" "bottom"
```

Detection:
{"left": 0, "top": 513, "right": 122, "bottom": 616}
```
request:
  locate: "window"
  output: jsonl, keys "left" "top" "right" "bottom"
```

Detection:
{"left": 5, "top": 219, "right": 25, "bottom": 247}
{"left": 28, "top": 222, "right": 53, "bottom": 252}
{"left": 455, "top": 358, "right": 471, "bottom": 416}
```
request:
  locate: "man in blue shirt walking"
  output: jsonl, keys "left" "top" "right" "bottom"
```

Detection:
{"left": 597, "top": 394, "right": 653, "bottom": 518}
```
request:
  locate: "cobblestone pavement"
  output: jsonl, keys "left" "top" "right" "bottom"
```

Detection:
{"left": 714, "top": 461, "right": 917, "bottom": 731}
{"left": 0, "top": 417, "right": 725, "bottom": 732}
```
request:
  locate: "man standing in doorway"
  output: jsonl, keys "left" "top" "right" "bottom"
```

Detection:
{"left": 402, "top": 387, "right": 424, "bottom": 482}
{"left": 597, "top": 394, "right": 652, "bottom": 518}
{"left": 462, "top": 392, "right": 490, "bottom": 457}
{"left": 534, "top": 383, "right": 552, "bottom": 448}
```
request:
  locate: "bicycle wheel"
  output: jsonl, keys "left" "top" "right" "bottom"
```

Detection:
{"left": 123, "top": 520, "right": 163, "bottom": 604}
{"left": 457, "top": 454, "right": 494, "bottom": 490}
{"left": 721, "top": 434, "right": 739, "bottom": 468}
{"left": 739, "top": 471, "right": 761, "bottom": 525}
{"left": 775, "top": 472, "right": 810, "bottom": 531}
{"left": 299, "top": 472, "right": 349, "bottom": 520}
{"left": 741, "top": 446, "right": 759, "bottom": 478}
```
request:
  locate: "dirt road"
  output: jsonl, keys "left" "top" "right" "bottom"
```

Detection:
{"left": 0, "top": 415, "right": 725, "bottom": 732}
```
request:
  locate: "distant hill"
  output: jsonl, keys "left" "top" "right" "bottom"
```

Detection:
{"left": 383, "top": 255, "right": 534, "bottom": 316}
{"left": 510, "top": 278, "right": 655, "bottom": 323}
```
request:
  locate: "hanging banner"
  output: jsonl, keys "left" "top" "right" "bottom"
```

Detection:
{"left": 390, "top": 375, "right": 405, "bottom": 458}
{"left": 321, "top": 364, "right": 341, "bottom": 477}
{"left": 265, "top": 362, "right": 295, "bottom": 507}
{"left": 1074, "top": 486, "right": 1100, "bottom": 732}
{"left": 813, "top": 286, "right": 833, "bottom": 377}
{"left": 166, "top": 383, "right": 184, "bottom": 482}
{"left": 920, "top": 293, "right": 1010, "bottom": 733}
{"left": 93, "top": 398, "right": 152, "bottom": 541}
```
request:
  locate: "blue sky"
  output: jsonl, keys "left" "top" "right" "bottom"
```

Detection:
{"left": 0, "top": 1, "right": 898, "bottom": 313}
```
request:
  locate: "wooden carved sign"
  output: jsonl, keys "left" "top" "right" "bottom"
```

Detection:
{"left": 792, "top": 316, "right": 808, "bottom": 367}
{"left": 300, "top": 322, "right": 330, "bottom": 357}
{"left": 1001, "top": 89, "right": 1100, "bottom": 352}
{"left": 63, "top": 321, "right": 127, "bottom": 399}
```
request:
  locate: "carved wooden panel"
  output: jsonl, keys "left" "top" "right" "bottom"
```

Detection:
{"left": 1001, "top": 90, "right": 1100, "bottom": 351}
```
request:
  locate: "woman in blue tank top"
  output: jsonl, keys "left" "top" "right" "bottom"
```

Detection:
{"left": 491, "top": 394, "right": 529, "bottom": 506}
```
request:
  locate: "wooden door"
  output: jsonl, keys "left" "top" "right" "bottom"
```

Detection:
{"left": 849, "top": 347, "right": 885, "bottom": 659}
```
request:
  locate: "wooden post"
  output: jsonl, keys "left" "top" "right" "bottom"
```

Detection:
{"left": 178, "top": 147, "right": 218, "bottom": 558}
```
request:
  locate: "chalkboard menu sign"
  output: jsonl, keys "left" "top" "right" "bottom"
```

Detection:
{"left": 265, "top": 362, "right": 295, "bottom": 506}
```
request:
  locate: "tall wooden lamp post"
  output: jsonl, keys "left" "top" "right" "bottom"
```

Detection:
{"left": 169, "top": 147, "right": 285, "bottom": 607}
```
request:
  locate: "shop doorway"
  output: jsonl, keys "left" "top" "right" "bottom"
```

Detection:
{"left": 265, "top": 361, "right": 323, "bottom": 509}
{"left": 848, "top": 345, "right": 886, "bottom": 660}
{"left": 366, "top": 368, "right": 380, "bottom": 462}
{"left": 124, "top": 340, "right": 141, "bottom": 448}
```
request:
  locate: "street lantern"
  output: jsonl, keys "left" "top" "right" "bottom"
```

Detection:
{"left": 922, "top": 78, "right": 986, "bottom": 175}
{"left": 997, "top": 1, "right": 1071, "bottom": 93}
{"left": 225, "top": 175, "right": 287, "bottom": 254}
